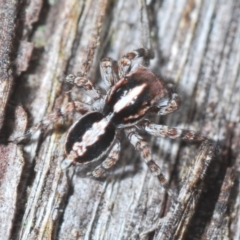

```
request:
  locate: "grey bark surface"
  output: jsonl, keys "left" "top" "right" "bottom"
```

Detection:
{"left": 0, "top": 0, "right": 239, "bottom": 240}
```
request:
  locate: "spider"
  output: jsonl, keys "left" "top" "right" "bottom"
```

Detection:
{"left": 14, "top": 48, "right": 207, "bottom": 195}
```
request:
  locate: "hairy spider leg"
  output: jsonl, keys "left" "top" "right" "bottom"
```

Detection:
{"left": 156, "top": 92, "right": 181, "bottom": 116}
{"left": 65, "top": 74, "right": 101, "bottom": 101}
{"left": 89, "top": 139, "right": 121, "bottom": 177}
{"left": 11, "top": 101, "right": 92, "bottom": 143}
{"left": 125, "top": 127, "right": 175, "bottom": 197}
{"left": 100, "top": 57, "right": 119, "bottom": 88}
{"left": 118, "top": 48, "right": 154, "bottom": 78}
{"left": 138, "top": 120, "right": 207, "bottom": 142}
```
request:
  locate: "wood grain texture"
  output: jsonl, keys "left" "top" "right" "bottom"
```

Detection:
{"left": 0, "top": 0, "right": 239, "bottom": 239}
{"left": 0, "top": 0, "right": 18, "bottom": 129}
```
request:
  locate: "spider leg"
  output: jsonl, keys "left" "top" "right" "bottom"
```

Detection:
{"left": 138, "top": 120, "right": 207, "bottom": 142}
{"left": 118, "top": 48, "right": 154, "bottom": 78}
{"left": 11, "top": 101, "right": 92, "bottom": 143}
{"left": 157, "top": 93, "right": 181, "bottom": 116}
{"left": 65, "top": 74, "right": 101, "bottom": 100}
{"left": 88, "top": 139, "right": 121, "bottom": 178}
{"left": 64, "top": 3, "right": 106, "bottom": 99}
{"left": 125, "top": 127, "right": 174, "bottom": 196}
{"left": 100, "top": 57, "right": 119, "bottom": 88}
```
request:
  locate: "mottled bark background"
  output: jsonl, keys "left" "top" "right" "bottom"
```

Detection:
{"left": 0, "top": 0, "right": 239, "bottom": 240}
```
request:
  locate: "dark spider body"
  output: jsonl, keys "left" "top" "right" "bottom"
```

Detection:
{"left": 65, "top": 65, "right": 174, "bottom": 165}
{"left": 62, "top": 48, "right": 185, "bottom": 176}
{"left": 17, "top": 48, "right": 206, "bottom": 190}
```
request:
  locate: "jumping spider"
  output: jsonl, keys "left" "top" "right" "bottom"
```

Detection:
{"left": 15, "top": 48, "right": 207, "bottom": 195}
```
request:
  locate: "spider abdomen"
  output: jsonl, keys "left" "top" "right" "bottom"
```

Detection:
{"left": 65, "top": 111, "right": 115, "bottom": 164}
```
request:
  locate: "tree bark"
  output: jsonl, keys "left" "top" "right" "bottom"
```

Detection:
{"left": 0, "top": 0, "right": 239, "bottom": 239}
